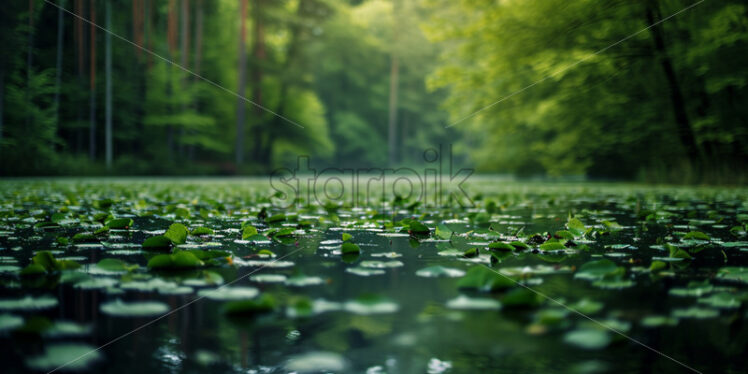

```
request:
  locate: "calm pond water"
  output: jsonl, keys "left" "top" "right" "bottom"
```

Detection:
{"left": 0, "top": 179, "right": 747, "bottom": 373}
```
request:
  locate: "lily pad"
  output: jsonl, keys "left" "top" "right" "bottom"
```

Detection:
{"left": 415, "top": 266, "right": 466, "bottom": 278}
{"left": 446, "top": 295, "right": 501, "bottom": 310}
{"left": 0, "top": 295, "right": 59, "bottom": 311}
{"left": 100, "top": 299, "right": 169, "bottom": 317}
{"left": 344, "top": 294, "right": 399, "bottom": 314}
{"left": 198, "top": 287, "right": 259, "bottom": 301}
{"left": 26, "top": 343, "right": 101, "bottom": 371}
{"left": 457, "top": 266, "right": 515, "bottom": 292}
{"left": 563, "top": 329, "right": 611, "bottom": 350}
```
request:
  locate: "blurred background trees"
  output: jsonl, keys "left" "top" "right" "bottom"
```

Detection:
{"left": 0, "top": 0, "right": 746, "bottom": 182}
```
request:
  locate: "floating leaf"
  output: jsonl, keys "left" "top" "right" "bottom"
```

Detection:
{"left": 574, "top": 259, "right": 621, "bottom": 280}
{"left": 250, "top": 274, "right": 287, "bottom": 283}
{"left": 191, "top": 226, "right": 214, "bottom": 236}
{"left": 224, "top": 294, "right": 276, "bottom": 315}
{"left": 563, "top": 329, "right": 611, "bottom": 350}
{"left": 641, "top": 315, "right": 679, "bottom": 328}
{"left": 0, "top": 295, "right": 58, "bottom": 311}
{"left": 164, "top": 223, "right": 189, "bottom": 244}
{"left": 666, "top": 244, "right": 692, "bottom": 259}
{"left": 198, "top": 287, "right": 259, "bottom": 301}
{"left": 683, "top": 231, "right": 710, "bottom": 241}
{"left": 26, "top": 343, "right": 101, "bottom": 371}
{"left": 415, "top": 266, "right": 465, "bottom": 278}
{"left": 341, "top": 242, "right": 361, "bottom": 254}
{"left": 457, "top": 266, "right": 515, "bottom": 292}
{"left": 284, "top": 352, "right": 346, "bottom": 373}
{"left": 697, "top": 292, "right": 741, "bottom": 309}
{"left": 408, "top": 221, "right": 430, "bottom": 235}
{"left": 96, "top": 258, "right": 138, "bottom": 273}
{"left": 446, "top": 295, "right": 501, "bottom": 310}
{"left": 106, "top": 217, "right": 133, "bottom": 229}
{"left": 241, "top": 225, "right": 258, "bottom": 239}
{"left": 100, "top": 299, "right": 169, "bottom": 317}
{"left": 344, "top": 294, "right": 399, "bottom": 314}
{"left": 671, "top": 307, "right": 719, "bottom": 319}
{"left": 0, "top": 314, "right": 24, "bottom": 332}
{"left": 147, "top": 251, "right": 204, "bottom": 269}
{"left": 539, "top": 241, "right": 566, "bottom": 251}
{"left": 716, "top": 267, "right": 748, "bottom": 283}
{"left": 488, "top": 242, "right": 515, "bottom": 251}
{"left": 285, "top": 275, "right": 325, "bottom": 287}
{"left": 567, "top": 217, "right": 587, "bottom": 237}
{"left": 142, "top": 235, "right": 173, "bottom": 251}
{"left": 502, "top": 288, "right": 543, "bottom": 308}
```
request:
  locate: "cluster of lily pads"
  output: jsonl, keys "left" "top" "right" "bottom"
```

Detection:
{"left": 0, "top": 181, "right": 747, "bottom": 372}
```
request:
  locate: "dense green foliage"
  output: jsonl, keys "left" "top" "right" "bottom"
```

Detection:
{"left": 426, "top": 0, "right": 748, "bottom": 181}
{"left": 0, "top": 0, "right": 746, "bottom": 181}
{"left": 0, "top": 0, "right": 451, "bottom": 175}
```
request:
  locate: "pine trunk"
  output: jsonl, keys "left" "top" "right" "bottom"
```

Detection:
{"left": 235, "top": 0, "right": 248, "bottom": 166}
{"left": 105, "top": 0, "right": 112, "bottom": 167}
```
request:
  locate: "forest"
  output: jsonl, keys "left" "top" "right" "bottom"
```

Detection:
{"left": 2, "top": 2, "right": 748, "bottom": 373}
{"left": 0, "top": 0, "right": 746, "bottom": 182}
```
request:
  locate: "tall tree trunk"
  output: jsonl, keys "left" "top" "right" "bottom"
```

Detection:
{"left": 75, "top": 0, "right": 85, "bottom": 154}
{"left": 55, "top": 0, "right": 65, "bottom": 131}
{"left": 132, "top": 0, "right": 143, "bottom": 57}
{"left": 26, "top": 0, "right": 34, "bottom": 130}
{"left": 235, "top": 0, "right": 248, "bottom": 166}
{"left": 0, "top": 69, "right": 4, "bottom": 150}
{"left": 387, "top": 0, "right": 400, "bottom": 166}
{"left": 89, "top": 0, "right": 97, "bottom": 161}
{"left": 166, "top": 0, "right": 178, "bottom": 162}
{"left": 250, "top": 0, "right": 266, "bottom": 165}
{"left": 105, "top": 0, "right": 112, "bottom": 168}
{"left": 179, "top": 0, "right": 189, "bottom": 157}
{"left": 194, "top": 0, "right": 203, "bottom": 76}
{"left": 146, "top": 0, "right": 153, "bottom": 68}
{"left": 645, "top": 1, "right": 701, "bottom": 166}
{"left": 190, "top": 0, "right": 203, "bottom": 161}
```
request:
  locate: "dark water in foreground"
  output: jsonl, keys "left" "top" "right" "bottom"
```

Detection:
{"left": 1, "top": 180, "right": 747, "bottom": 373}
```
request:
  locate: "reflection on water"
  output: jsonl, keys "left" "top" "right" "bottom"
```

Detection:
{"left": 0, "top": 182, "right": 747, "bottom": 374}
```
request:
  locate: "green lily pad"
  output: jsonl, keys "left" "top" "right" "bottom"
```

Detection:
{"left": 100, "top": 299, "right": 169, "bottom": 317}
{"left": 343, "top": 294, "right": 399, "bottom": 314}
{"left": 415, "top": 266, "right": 466, "bottom": 278}
{"left": 142, "top": 235, "right": 173, "bottom": 251}
{"left": 147, "top": 251, "right": 204, "bottom": 269}
{"left": 0, "top": 314, "right": 24, "bottom": 332}
{"left": 341, "top": 242, "right": 361, "bottom": 254}
{"left": 0, "top": 295, "right": 59, "bottom": 311}
{"left": 574, "top": 259, "right": 621, "bottom": 280}
{"left": 191, "top": 226, "right": 214, "bottom": 236}
{"left": 198, "top": 287, "right": 259, "bottom": 301}
{"left": 96, "top": 258, "right": 138, "bottom": 273}
{"left": 697, "top": 292, "right": 741, "bottom": 309}
{"left": 224, "top": 294, "right": 276, "bottom": 315}
{"left": 671, "top": 307, "right": 719, "bottom": 319}
{"left": 164, "top": 223, "right": 189, "bottom": 244}
{"left": 26, "top": 343, "right": 101, "bottom": 371}
{"left": 563, "top": 328, "right": 611, "bottom": 350}
{"left": 457, "top": 266, "right": 515, "bottom": 292}
{"left": 716, "top": 267, "right": 748, "bottom": 283}
{"left": 105, "top": 217, "right": 133, "bottom": 229}
{"left": 446, "top": 295, "right": 501, "bottom": 310}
